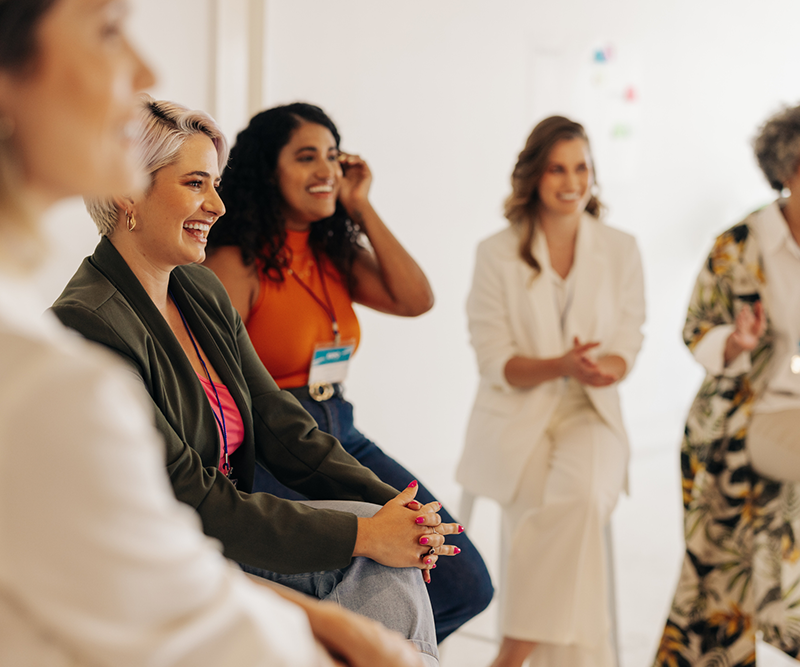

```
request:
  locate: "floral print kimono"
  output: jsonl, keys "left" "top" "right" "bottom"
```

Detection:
{"left": 655, "top": 215, "right": 800, "bottom": 667}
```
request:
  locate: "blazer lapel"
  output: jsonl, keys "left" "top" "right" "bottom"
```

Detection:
{"left": 91, "top": 240, "right": 254, "bottom": 486}
{"left": 169, "top": 271, "right": 256, "bottom": 489}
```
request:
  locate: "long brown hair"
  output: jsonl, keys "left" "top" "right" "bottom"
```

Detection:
{"left": 504, "top": 116, "right": 603, "bottom": 274}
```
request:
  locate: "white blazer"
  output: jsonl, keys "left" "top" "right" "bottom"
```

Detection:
{"left": 456, "top": 214, "right": 646, "bottom": 505}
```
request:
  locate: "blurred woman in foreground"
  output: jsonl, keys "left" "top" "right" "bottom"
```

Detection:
{"left": 0, "top": 1, "right": 424, "bottom": 665}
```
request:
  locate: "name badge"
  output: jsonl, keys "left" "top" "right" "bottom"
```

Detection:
{"left": 308, "top": 340, "right": 356, "bottom": 386}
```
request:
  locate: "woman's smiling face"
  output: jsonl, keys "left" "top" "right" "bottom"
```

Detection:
{"left": 275, "top": 121, "right": 342, "bottom": 231}
{"left": 129, "top": 133, "right": 225, "bottom": 269}
{"left": 537, "top": 138, "right": 594, "bottom": 219}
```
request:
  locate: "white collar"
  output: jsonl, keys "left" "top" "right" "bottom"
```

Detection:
{"left": 754, "top": 200, "right": 800, "bottom": 258}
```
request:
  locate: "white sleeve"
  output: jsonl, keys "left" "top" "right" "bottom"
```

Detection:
{"left": 691, "top": 323, "right": 752, "bottom": 377}
{"left": 466, "top": 240, "right": 517, "bottom": 392}
{"left": 0, "top": 334, "right": 322, "bottom": 667}
{"left": 604, "top": 235, "right": 646, "bottom": 377}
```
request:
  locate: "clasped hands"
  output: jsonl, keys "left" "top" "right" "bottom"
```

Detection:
{"left": 353, "top": 480, "right": 462, "bottom": 584}
{"left": 560, "top": 336, "right": 624, "bottom": 387}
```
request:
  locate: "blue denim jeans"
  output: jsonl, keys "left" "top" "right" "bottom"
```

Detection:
{"left": 253, "top": 389, "right": 494, "bottom": 643}
{"left": 241, "top": 500, "right": 438, "bottom": 665}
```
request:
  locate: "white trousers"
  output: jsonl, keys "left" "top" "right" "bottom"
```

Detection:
{"left": 500, "top": 381, "right": 627, "bottom": 667}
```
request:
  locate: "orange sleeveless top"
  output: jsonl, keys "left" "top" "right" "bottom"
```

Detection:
{"left": 246, "top": 230, "right": 361, "bottom": 388}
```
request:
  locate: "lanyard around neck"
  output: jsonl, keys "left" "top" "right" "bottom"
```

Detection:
{"left": 169, "top": 290, "right": 233, "bottom": 479}
{"left": 287, "top": 256, "right": 341, "bottom": 344}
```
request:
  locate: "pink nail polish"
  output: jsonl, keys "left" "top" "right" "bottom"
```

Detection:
{"left": 454, "top": 547, "right": 461, "bottom": 555}
{"left": 458, "top": 525, "right": 464, "bottom": 533}
{"left": 415, "top": 517, "right": 425, "bottom": 524}
{"left": 408, "top": 480, "right": 417, "bottom": 488}
{"left": 432, "top": 564, "right": 437, "bottom": 569}
{"left": 425, "top": 558, "right": 433, "bottom": 564}
{"left": 420, "top": 537, "right": 429, "bottom": 545}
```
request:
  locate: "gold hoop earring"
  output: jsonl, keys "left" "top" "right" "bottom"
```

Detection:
{"left": 126, "top": 210, "right": 136, "bottom": 232}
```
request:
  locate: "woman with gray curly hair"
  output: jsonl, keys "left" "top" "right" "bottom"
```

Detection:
{"left": 653, "top": 105, "right": 800, "bottom": 667}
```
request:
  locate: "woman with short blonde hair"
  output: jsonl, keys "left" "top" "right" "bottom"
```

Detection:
{"left": 53, "top": 96, "right": 448, "bottom": 667}
{"left": 87, "top": 96, "right": 228, "bottom": 236}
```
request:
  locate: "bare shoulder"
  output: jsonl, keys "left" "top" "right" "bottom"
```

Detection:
{"left": 202, "top": 246, "right": 260, "bottom": 320}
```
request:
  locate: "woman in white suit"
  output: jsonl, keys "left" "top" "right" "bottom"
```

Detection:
{"left": 457, "top": 116, "right": 645, "bottom": 667}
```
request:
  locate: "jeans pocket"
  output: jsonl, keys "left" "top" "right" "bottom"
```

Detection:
{"left": 314, "top": 569, "right": 344, "bottom": 601}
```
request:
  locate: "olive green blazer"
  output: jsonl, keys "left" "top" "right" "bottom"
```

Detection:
{"left": 52, "top": 238, "right": 397, "bottom": 574}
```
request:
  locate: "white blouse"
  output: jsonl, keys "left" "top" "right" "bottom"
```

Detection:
{"left": 536, "top": 229, "right": 577, "bottom": 343}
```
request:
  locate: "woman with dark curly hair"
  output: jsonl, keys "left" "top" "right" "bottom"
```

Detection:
{"left": 204, "top": 102, "right": 493, "bottom": 643}
{"left": 653, "top": 104, "right": 800, "bottom": 667}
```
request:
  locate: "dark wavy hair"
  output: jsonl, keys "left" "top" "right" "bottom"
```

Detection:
{"left": 0, "top": 0, "right": 57, "bottom": 71}
{"left": 504, "top": 116, "right": 603, "bottom": 275}
{"left": 207, "top": 103, "right": 361, "bottom": 283}
{"left": 0, "top": 0, "right": 59, "bottom": 265}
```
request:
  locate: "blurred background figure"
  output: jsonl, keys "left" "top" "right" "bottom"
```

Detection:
{"left": 653, "top": 104, "right": 800, "bottom": 667}
{"left": 457, "top": 116, "right": 645, "bottom": 667}
{"left": 204, "top": 102, "right": 493, "bottom": 642}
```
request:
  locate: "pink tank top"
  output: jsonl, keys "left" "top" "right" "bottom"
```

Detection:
{"left": 196, "top": 373, "right": 245, "bottom": 470}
